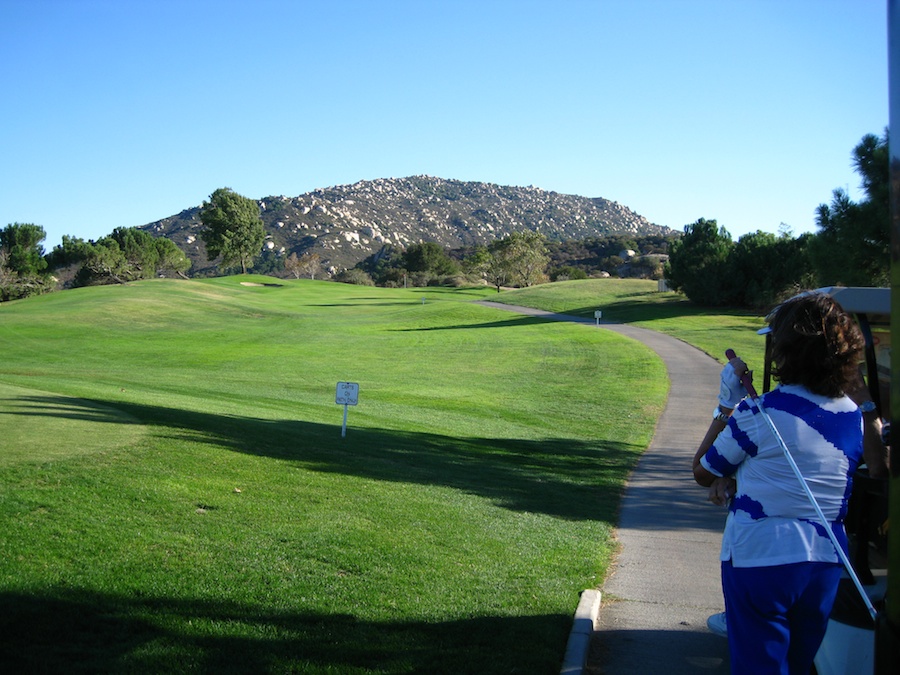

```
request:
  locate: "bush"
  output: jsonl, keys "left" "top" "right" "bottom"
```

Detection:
{"left": 550, "top": 266, "right": 588, "bottom": 282}
{"left": 334, "top": 268, "right": 374, "bottom": 286}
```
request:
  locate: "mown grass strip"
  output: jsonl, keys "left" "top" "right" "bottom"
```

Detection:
{"left": 497, "top": 278, "right": 768, "bottom": 371}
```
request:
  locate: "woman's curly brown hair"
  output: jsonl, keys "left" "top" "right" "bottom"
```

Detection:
{"left": 768, "top": 292, "right": 865, "bottom": 397}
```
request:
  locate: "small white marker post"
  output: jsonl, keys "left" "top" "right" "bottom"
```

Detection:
{"left": 335, "top": 382, "right": 359, "bottom": 437}
{"left": 594, "top": 310, "right": 602, "bottom": 327}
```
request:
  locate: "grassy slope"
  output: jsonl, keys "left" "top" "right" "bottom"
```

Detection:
{"left": 0, "top": 277, "right": 668, "bottom": 674}
{"left": 496, "top": 279, "right": 769, "bottom": 374}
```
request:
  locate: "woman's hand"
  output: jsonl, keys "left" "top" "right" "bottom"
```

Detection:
{"left": 718, "top": 358, "right": 749, "bottom": 410}
{"left": 708, "top": 477, "right": 736, "bottom": 507}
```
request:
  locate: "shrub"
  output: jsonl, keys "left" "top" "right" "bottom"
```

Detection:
{"left": 334, "top": 268, "right": 374, "bottom": 286}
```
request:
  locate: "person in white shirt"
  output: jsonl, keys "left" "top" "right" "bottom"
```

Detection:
{"left": 693, "top": 292, "right": 866, "bottom": 675}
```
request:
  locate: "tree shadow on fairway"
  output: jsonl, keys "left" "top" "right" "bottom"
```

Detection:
{"left": 0, "top": 587, "right": 571, "bottom": 674}
{"left": 393, "top": 315, "right": 561, "bottom": 331}
{"left": 549, "top": 300, "right": 743, "bottom": 324}
{"left": 307, "top": 301, "right": 425, "bottom": 307}
{"left": 5, "top": 395, "right": 639, "bottom": 523}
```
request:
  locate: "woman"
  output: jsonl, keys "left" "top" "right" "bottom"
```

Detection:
{"left": 693, "top": 292, "right": 866, "bottom": 675}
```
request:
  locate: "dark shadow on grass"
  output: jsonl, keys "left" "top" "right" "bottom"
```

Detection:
{"left": 393, "top": 315, "right": 560, "bottom": 331}
{"left": 307, "top": 301, "right": 424, "bottom": 307}
{"left": 528, "top": 300, "right": 754, "bottom": 324}
{"left": 0, "top": 588, "right": 572, "bottom": 674}
{"left": 3, "top": 395, "right": 639, "bottom": 523}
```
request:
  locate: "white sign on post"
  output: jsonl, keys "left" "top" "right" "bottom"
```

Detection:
{"left": 335, "top": 382, "right": 359, "bottom": 437}
{"left": 594, "top": 310, "right": 602, "bottom": 326}
{"left": 335, "top": 382, "right": 359, "bottom": 405}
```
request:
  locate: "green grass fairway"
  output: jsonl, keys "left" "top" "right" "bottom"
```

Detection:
{"left": 0, "top": 277, "right": 670, "bottom": 674}
{"left": 497, "top": 279, "right": 769, "bottom": 372}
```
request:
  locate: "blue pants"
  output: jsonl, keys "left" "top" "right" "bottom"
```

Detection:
{"left": 721, "top": 559, "right": 842, "bottom": 675}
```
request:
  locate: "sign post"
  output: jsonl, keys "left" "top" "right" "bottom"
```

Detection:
{"left": 594, "top": 310, "right": 602, "bottom": 327}
{"left": 335, "top": 382, "right": 359, "bottom": 437}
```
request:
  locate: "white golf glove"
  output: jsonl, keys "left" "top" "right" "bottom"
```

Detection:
{"left": 718, "top": 363, "right": 748, "bottom": 410}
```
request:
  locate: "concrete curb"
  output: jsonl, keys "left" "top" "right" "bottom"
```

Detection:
{"left": 560, "top": 590, "right": 601, "bottom": 675}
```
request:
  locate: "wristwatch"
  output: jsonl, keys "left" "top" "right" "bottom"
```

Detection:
{"left": 713, "top": 406, "right": 730, "bottom": 422}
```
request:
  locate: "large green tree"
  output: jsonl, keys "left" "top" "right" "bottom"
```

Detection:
{"left": 1, "top": 223, "right": 48, "bottom": 276}
{"left": 723, "top": 230, "right": 813, "bottom": 309}
{"left": 506, "top": 231, "right": 549, "bottom": 287}
{"left": 664, "top": 218, "right": 734, "bottom": 306}
{"left": 466, "top": 232, "right": 550, "bottom": 292}
{"left": 808, "top": 131, "right": 889, "bottom": 287}
{"left": 403, "top": 242, "right": 459, "bottom": 277}
{"left": 199, "top": 188, "right": 266, "bottom": 274}
{"left": 465, "top": 244, "right": 505, "bottom": 292}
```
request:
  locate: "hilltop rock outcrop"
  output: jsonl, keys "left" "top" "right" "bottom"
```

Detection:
{"left": 141, "top": 175, "right": 673, "bottom": 276}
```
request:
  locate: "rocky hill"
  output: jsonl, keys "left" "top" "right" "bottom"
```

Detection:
{"left": 140, "top": 176, "right": 674, "bottom": 276}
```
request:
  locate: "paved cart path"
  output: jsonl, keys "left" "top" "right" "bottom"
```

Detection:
{"left": 477, "top": 301, "right": 730, "bottom": 674}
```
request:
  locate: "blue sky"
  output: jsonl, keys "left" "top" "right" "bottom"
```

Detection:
{"left": 1, "top": 0, "right": 889, "bottom": 251}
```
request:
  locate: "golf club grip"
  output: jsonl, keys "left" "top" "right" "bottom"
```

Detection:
{"left": 725, "top": 349, "right": 759, "bottom": 399}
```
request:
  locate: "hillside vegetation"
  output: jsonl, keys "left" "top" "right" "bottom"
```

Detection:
{"left": 0, "top": 277, "right": 678, "bottom": 673}
{"left": 141, "top": 176, "right": 673, "bottom": 275}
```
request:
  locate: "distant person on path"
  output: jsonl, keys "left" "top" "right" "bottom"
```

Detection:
{"left": 691, "top": 292, "right": 866, "bottom": 675}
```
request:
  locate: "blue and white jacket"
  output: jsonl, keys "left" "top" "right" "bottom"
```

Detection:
{"left": 701, "top": 384, "right": 864, "bottom": 568}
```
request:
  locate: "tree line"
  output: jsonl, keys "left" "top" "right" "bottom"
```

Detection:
{"left": 664, "top": 131, "right": 890, "bottom": 308}
{"left": 330, "top": 232, "right": 672, "bottom": 290}
{"left": 0, "top": 224, "right": 190, "bottom": 301}
{"left": 0, "top": 189, "right": 246, "bottom": 301}
{"left": 1, "top": 132, "right": 889, "bottom": 306}
{"left": 341, "top": 231, "right": 553, "bottom": 291}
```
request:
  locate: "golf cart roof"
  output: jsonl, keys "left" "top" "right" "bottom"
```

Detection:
{"left": 818, "top": 286, "right": 890, "bottom": 317}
